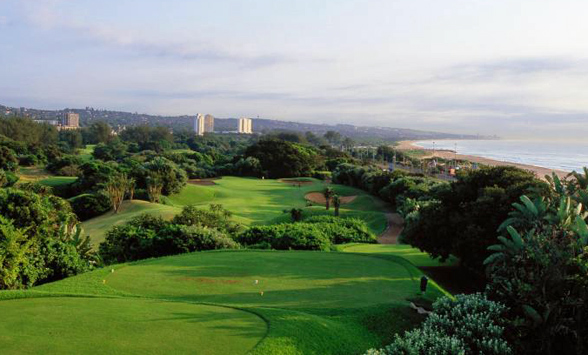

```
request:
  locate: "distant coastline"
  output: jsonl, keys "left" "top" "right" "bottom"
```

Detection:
{"left": 396, "top": 140, "right": 569, "bottom": 179}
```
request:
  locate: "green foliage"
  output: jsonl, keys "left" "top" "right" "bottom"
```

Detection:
{"left": 141, "top": 157, "right": 187, "bottom": 195}
{"left": 0, "top": 188, "right": 91, "bottom": 288}
{"left": 81, "top": 121, "right": 112, "bottom": 144}
{"left": 367, "top": 294, "right": 511, "bottom": 355}
{"left": 0, "top": 216, "right": 32, "bottom": 289}
{"left": 0, "top": 146, "right": 18, "bottom": 172}
{"left": 402, "top": 166, "right": 545, "bottom": 272}
{"left": 0, "top": 169, "right": 19, "bottom": 187}
{"left": 238, "top": 216, "right": 375, "bottom": 250}
{"left": 99, "top": 207, "right": 239, "bottom": 264}
{"left": 485, "top": 171, "right": 588, "bottom": 354}
{"left": 245, "top": 138, "right": 318, "bottom": 178}
{"left": 69, "top": 192, "right": 111, "bottom": 221}
{"left": 304, "top": 215, "right": 377, "bottom": 243}
{"left": 92, "top": 139, "right": 129, "bottom": 161}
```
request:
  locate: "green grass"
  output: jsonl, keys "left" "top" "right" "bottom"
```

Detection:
{"left": 0, "top": 297, "right": 265, "bottom": 355}
{"left": 82, "top": 177, "right": 388, "bottom": 248}
{"left": 38, "top": 176, "right": 77, "bottom": 187}
{"left": 78, "top": 145, "right": 96, "bottom": 161}
{"left": 81, "top": 200, "right": 181, "bottom": 246}
{"left": 1, "top": 249, "right": 448, "bottom": 354}
{"left": 168, "top": 177, "right": 388, "bottom": 234}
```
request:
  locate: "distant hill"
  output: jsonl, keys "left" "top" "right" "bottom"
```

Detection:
{"left": 0, "top": 104, "right": 485, "bottom": 142}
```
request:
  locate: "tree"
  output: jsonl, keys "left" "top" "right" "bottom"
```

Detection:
{"left": 244, "top": 138, "right": 318, "bottom": 178}
{"left": 82, "top": 121, "right": 112, "bottom": 144}
{"left": 58, "top": 130, "right": 83, "bottom": 150}
{"left": 323, "top": 131, "right": 341, "bottom": 145}
{"left": 333, "top": 195, "right": 341, "bottom": 216}
{"left": 105, "top": 173, "right": 130, "bottom": 213}
{"left": 146, "top": 173, "right": 163, "bottom": 203}
{"left": 342, "top": 137, "right": 355, "bottom": 150}
{"left": 402, "top": 166, "right": 545, "bottom": 273}
{"left": 323, "top": 187, "right": 335, "bottom": 210}
{"left": 484, "top": 171, "right": 588, "bottom": 354}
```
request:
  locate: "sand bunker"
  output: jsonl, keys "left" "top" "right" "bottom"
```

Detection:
{"left": 305, "top": 192, "right": 357, "bottom": 205}
{"left": 188, "top": 178, "right": 218, "bottom": 186}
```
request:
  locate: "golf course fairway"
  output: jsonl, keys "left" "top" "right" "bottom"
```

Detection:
{"left": 1, "top": 249, "right": 448, "bottom": 354}
{"left": 0, "top": 297, "right": 266, "bottom": 355}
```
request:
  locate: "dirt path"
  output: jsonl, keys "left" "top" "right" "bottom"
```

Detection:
{"left": 378, "top": 212, "right": 404, "bottom": 244}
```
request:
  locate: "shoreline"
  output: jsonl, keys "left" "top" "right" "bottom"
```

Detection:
{"left": 396, "top": 140, "right": 569, "bottom": 179}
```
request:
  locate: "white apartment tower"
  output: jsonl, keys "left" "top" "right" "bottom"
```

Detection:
{"left": 238, "top": 117, "right": 253, "bottom": 134}
{"left": 194, "top": 113, "right": 205, "bottom": 136}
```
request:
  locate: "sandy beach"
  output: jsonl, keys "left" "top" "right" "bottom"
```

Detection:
{"left": 396, "top": 141, "right": 569, "bottom": 179}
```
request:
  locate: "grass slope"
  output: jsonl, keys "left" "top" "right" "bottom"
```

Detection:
{"left": 81, "top": 200, "right": 181, "bottom": 246}
{"left": 168, "top": 177, "right": 388, "bottom": 234}
{"left": 1, "top": 249, "right": 449, "bottom": 354}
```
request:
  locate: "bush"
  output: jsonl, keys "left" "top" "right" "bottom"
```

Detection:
{"left": 46, "top": 155, "right": 83, "bottom": 175}
{"left": 69, "top": 193, "right": 112, "bottom": 221}
{"left": 0, "top": 170, "right": 19, "bottom": 187}
{"left": 99, "top": 209, "right": 240, "bottom": 264}
{"left": 0, "top": 146, "right": 18, "bottom": 172}
{"left": 304, "top": 215, "right": 376, "bottom": 243}
{"left": 0, "top": 187, "right": 91, "bottom": 289}
{"left": 367, "top": 294, "right": 512, "bottom": 355}
{"left": 153, "top": 225, "right": 239, "bottom": 256}
{"left": 238, "top": 223, "right": 332, "bottom": 251}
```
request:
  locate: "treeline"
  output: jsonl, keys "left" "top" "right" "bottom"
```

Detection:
{"left": 335, "top": 161, "right": 588, "bottom": 354}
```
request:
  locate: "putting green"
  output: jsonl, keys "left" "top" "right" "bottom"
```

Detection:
{"left": 0, "top": 297, "right": 266, "bottom": 355}
{"left": 102, "top": 251, "right": 427, "bottom": 309}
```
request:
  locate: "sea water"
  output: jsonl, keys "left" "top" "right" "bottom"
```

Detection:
{"left": 414, "top": 140, "right": 588, "bottom": 173}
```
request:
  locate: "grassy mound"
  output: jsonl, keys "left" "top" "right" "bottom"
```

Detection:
{"left": 81, "top": 200, "right": 181, "bottom": 246}
{"left": 0, "top": 297, "right": 265, "bottom": 355}
{"left": 5, "top": 249, "right": 449, "bottom": 354}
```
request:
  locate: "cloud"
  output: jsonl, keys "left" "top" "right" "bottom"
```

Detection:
{"left": 15, "top": 0, "right": 303, "bottom": 68}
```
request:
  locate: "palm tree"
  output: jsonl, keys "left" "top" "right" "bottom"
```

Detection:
{"left": 333, "top": 195, "right": 341, "bottom": 216}
{"left": 323, "top": 187, "right": 335, "bottom": 210}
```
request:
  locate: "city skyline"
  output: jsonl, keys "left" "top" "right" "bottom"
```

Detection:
{"left": 1, "top": 0, "right": 588, "bottom": 140}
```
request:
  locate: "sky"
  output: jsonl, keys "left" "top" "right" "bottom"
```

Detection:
{"left": 1, "top": 0, "right": 588, "bottom": 139}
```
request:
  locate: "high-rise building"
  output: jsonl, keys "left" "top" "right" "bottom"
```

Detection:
{"left": 238, "top": 118, "right": 253, "bottom": 134}
{"left": 204, "top": 114, "right": 214, "bottom": 133}
{"left": 61, "top": 112, "right": 80, "bottom": 128}
{"left": 194, "top": 113, "right": 205, "bottom": 135}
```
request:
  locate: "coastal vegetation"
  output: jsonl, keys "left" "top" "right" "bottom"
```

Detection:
{"left": 0, "top": 115, "right": 587, "bottom": 354}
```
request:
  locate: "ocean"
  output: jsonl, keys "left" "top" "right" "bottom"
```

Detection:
{"left": 414, "top": 140, "right": 588, "bottom": 173}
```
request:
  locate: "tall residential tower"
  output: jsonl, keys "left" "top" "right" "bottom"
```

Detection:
{"left": 238, "top": 117, "right": 252, "bottom": 134}
{"left": 194, "top": 113, "right": 205, "bottom": 135}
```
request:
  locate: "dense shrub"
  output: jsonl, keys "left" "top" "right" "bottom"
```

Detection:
{"left": 172, "top": 204, "right": 240, "bottom": 234}
{"left": 0, "top": 146, "right": 18, "bottom": 172}
{"left": 69, "top": 193, "right": 112, "bottom": 221}
{"left": 238, "top": 223, "right": 332, "bottom": 251}
{"left": 403, "top": 166, "right": 545, "bottom": 273}
{"left": 484, "top": 173, "right": 588, "bottom": 354}
{"left": 46, "top": 155, "right": 83, "bottom": 175}
{"left": 366, "top": 294, "right": 511, "bottom": 355}
{"left": 99, "top": 208, "right": 240, "bottom": 264}
{"left": 0, "top": 169, "right": 19, "bottom": 187}
{"left": 303, "top": 215, "right": 376, "bottom": 243}
{"left": 238, "top": 217, "right": 375, "bottom": 250}
{"left": 0, "top": 188, "right": 91, "bottom": 289}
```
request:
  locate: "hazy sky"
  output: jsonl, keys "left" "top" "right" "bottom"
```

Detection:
{"left": 1, "top": 0, "right": 588, "bottom": 139}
